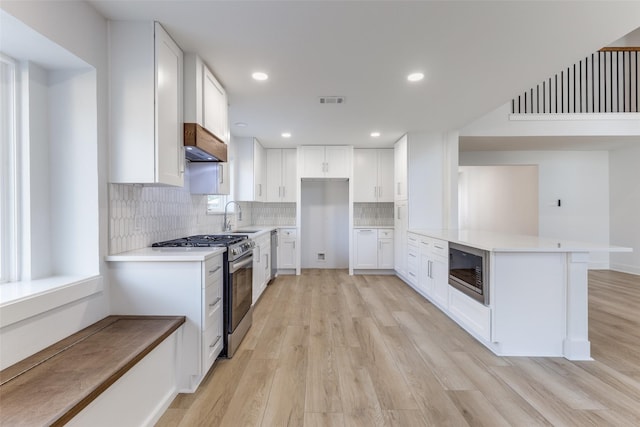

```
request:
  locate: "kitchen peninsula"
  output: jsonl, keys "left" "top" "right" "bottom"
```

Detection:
{"left": 405, "top": 229, "right": 632, "bottom": 361}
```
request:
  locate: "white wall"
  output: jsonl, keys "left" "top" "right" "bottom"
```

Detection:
{"left": 301, "top": 180, "right": 349, "bottom": 269}
{"left": 610, "top": 144, "right": 640, "bottom": 275}
{"left": 459, "top": 165, "right": 539, "bottom": 235}
{"left": 460, "top": 150, "right": 610, "bottom": 269}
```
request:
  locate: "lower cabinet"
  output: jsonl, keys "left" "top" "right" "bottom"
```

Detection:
{"left": 353, "top": 228, "right": 395, "bottom": 270}
{"left": 277, "top": 228, "right": 297, "bottom": 271}
{"left": 252, "top": 233, "right": 271, "bottom": 305}
{"left": 108, "top": 252, "right": 224, "bottom": 393}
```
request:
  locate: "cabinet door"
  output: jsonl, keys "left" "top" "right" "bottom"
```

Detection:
{"left": 394, "top": 201, "right": 408, "bottom": 277}
{"left": 378, "top": 238, "right": 394, "bottom": 269}
{"left": 432, "top": 258, "right": 449, "bottom": 308}
{"left": 353, "top": 149, "right": 378, "bottom": 203}
{"left": 394, "top": 135, "right": 407, "bottom": 200}
{"left": 278, "top": 229, "right": 297, "bottom": 269}
{"left": 265, "top": 149, "right": 283, "bottom": 202}
{"left": 325, "top": 146, "right": 351, "bottom": 178}
{"left": 281, "top": 149, "right": 297, "bottom": 202}
{"left": 253, "top": 140, "right": 265, "bottom": 201}
{"left": 189, "top": 162, "right": 229, "bottom": 195}
{"left": 299, "top": 146, "right": 326, "bottom": 178}
{"left": 377, "top": 149, "right": 394, "bottom": 202}
{"left": 203, "top": 66, "right": 227, "bottom": 143}
{"left": 155, "top": 22, "right": 184, "bottom": 187}
{"left": 353, "top": 229, "right": 378, "bottom": 269}
{"left": 252, "top": 243, "right": 263, "bottom": 305}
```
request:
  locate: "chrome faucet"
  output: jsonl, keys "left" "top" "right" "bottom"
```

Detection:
{"left": 223, "top": 201, "right": 242, "bottom": 232}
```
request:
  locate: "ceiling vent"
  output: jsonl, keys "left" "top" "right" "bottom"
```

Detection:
{"left": 318, "top": 96, "right": 345, "bottom": 105}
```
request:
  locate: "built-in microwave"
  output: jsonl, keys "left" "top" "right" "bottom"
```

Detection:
{"left": 448, "top": 242, "right": 490, "bottom": 305}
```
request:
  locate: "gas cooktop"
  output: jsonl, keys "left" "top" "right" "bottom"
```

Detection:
{"left": 152, "top": 234, "right": 248, "bottom": 248}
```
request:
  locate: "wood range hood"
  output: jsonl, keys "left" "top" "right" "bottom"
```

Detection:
{"left": 184, "top": 123, "right": 228, "bottom": 162}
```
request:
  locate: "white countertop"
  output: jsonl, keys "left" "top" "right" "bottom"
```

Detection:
{"left": 105, "top": 246, "right": 226, "bottom": 262}
{"left": 353, "top": 226, "right": 394, "bottom": 229}
{"left": 408, "top": 229, "right": 633, "bottom": 253}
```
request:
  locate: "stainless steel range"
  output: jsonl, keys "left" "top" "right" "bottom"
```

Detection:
{"left": 152, "top": 234, "right": 255, "bottom": 357}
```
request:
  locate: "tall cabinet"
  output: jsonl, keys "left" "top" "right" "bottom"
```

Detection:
{"left": 394, "top": 132, "right": 456, "bottom": 282}
{"left": 353, "top": 149, "right": 394, "bottom": 202}
{"left": 109, "top": 21, "right": 184, "bottom": 186}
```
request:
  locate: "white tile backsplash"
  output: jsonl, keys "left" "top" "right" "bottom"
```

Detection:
{"left": 354, "top": 203, "right": 394, "bottom": 226}
{"left": 108, "top": 183, "right": 226, "bottom": 254}
{"left": 252, "top": 202, "right": 296, "bottom": 226}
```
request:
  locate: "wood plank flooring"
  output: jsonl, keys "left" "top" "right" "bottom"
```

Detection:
{"left": 156, "top": 269, "right": 640, "bottom": 427}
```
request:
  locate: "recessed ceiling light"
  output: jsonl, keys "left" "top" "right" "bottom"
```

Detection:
{"left": 234, "top": 122, "right": 247, "bottom": 128}
{"left": 407, "top": 72, "right": 424, "bottom": 82}
{"left": 252, "top": 71, "right": 269, "bottom": 81}
{"left": 281, "top": 132, "right": 292, "bottom": 138}
{"left": 370, "top": 132, "right": 381, "bottom": 137}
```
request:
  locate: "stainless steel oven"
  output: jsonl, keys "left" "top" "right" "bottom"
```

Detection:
{"left": 224, "top": 242, "right": 254, "bottom": 358}
{"left": 448, "top": 242, "right": 490, "bottom": 305}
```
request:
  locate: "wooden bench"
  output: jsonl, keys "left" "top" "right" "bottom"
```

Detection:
{"left": 0, "top": 315, "right": 185, "bottom": 426}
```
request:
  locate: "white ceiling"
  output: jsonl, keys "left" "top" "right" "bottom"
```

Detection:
{"left": 88, "top": 1, "right": 640, "bottom": 149}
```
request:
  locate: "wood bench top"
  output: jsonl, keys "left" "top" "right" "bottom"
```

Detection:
{"left": 0, "top": 315, "right": 185, "bottom": 426}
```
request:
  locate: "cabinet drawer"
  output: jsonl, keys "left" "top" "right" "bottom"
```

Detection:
{"left": 202, "top": 319, "right": 223, "bottom": 373}
{"left": 407, "top": 233, "right": 419, "bottom": 246}
{"left": 279, "top": 228, "right": 297, "bottom": 238}
{"left": 378, "top": 229, "right": 394, "bottom": 239}
{"left": 203, "top": 280, "right": 223, "bottom": 330}
{"left": 431, "top": 239, "right": 448, "bottom": 259}
{"left": 204, "top": 255, "right": 223, "bottom": 288}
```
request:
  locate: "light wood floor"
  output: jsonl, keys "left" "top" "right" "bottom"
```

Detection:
{"left": 156, "top": 269, "right": 640, "bottom": 426}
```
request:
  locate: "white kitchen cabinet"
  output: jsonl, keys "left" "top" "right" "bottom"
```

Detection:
{"left": 189, "top": 162, "right": 230, "bottom": 195}
{"left": 353, "top": 228, "right": 395, "bottom": 270}
{"left": 277, "top": 228, "right": 297, "bottom": 271}
{"left": 353, "top": 229, "right": 378, "bottom": 269}
{"left": 394, "top": 135, "right": 407, "bottom": 200}
{"left": 234, "top": 137, "right": 265, "bottom": 201}
{"left": 415, "top": 236, "right": 448, "bottom": 307}
{"left": 252, "top": 232, "right": 271, "bottom": 305}
{"left": 394, "top": 200, "right": 408, "bottom": 278}
{"left": 353, "top": 149, "right": 394, "bottom": 202}
{"left": 266, "top": 149, "right": 297, "bottom": 202}
{"left": 298, "top": 146, "right": 352, "bottom": 178}
{"left": 183, "top": 53, "right": 229, "bottom": 144}
{"left": 109, "top": 21, "right": 184, "bottom": 186}
{"left": 378, "top": 229, "right": 395, "bottom": 269}
{"left": 407, "top": 233, "right": 419, "bottom": 286}
{"left": 108, "top": 252, "right": 224, "bottom": 392}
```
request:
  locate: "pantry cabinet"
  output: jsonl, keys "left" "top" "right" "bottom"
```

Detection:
{"left": 109, "top": 21, "right": 184, "bottom": 186}
{"left": 266, "top": 149, "right": 297, "bottom": 202}
{"left": 353, "top": 149, "right": 394, "bottom": 202}
{"left": 234, "top": 137, "right": 265, "bottom": 202}
{"left": 353, "top": 228, "right": 395, "bottom": 270}
{"left": 393, "top": 136, "right": 407, "bottom": 200}
{"left": 298, "top": 146, "right": 352, "bottom": 178}
{"left": 394, "top": 200, "right": 408, "bottom": 277}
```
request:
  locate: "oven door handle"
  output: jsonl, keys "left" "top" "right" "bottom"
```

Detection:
{"left": 230, "top": 256, "right": 253, "bottom": 273}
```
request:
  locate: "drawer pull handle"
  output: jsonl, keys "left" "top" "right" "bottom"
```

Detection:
{"left": 209, "top": 266, "right": 221, "bottom": 274}
{"left": 209, "top": 335, "right": 222, "bottom": 348}
{"left": 209, "top": 297, "right": 222, "bottom": 307}
{"left": 434, "top": 245, "right": 444, "bottom": 250}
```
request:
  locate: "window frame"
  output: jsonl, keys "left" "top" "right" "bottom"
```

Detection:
{"left": 0, "top": 53, "right": 18, "bottom": 284}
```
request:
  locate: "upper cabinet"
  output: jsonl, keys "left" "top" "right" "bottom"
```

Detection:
{"left": 298, "top": 146, "right": 352, "bottom": 179}
{"left": 353, "top": 149, "right": 394, "bottom": 203}
{"left": 234, "top": 137, "right": 265, "bottom": 202}
{"left": 184, "top": 53, "right": 229, "bottom": 145}
{"left": 394, "top": 135, "right": 408, "bottom": 200}
{"left": 109, "top": 21, "right": 184, "bottom": 186}
{"left": 266, "top": 149, "right": 297, "bottom": 203}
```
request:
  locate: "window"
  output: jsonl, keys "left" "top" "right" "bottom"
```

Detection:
{"left": 207, "top": 195, "right": 228, "bottom": 214}
{"left": 0, "top": 54, "right": 17, "bottom": 283}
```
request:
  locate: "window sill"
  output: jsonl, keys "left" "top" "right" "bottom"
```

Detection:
{"left": 0, "top": 275, "right": 103, "bottom": 328}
